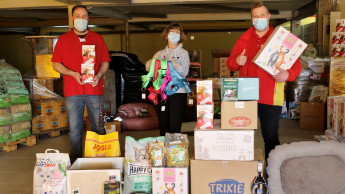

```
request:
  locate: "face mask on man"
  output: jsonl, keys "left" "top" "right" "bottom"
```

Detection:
{"left": 74, "top": 19, "right": 88, "bottom": 32}
{"left": 168, "top": 32, "right": 181, "bottom": 44}
{"left": 253, "top": 18, "right": 268, "bottom": 31}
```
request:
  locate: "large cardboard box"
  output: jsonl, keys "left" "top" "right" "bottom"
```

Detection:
{"left": 46, "top": 115, "right": 62, "bottom": 130}
{"left": 300, "top": 102, "right": 325, "bottom": 131}
{"left": 213, "top": 49, "right": 231, "bottom": 74}
{"left": 253, "top": 26, "right": 307, "bottom": 75}
{"left": 191, "top": 149, "right": 263, "bottom": 194}
{"left": 35, "top": 54, "right": 60, "bottom": 78}
{"left": 152, "top": 167, "right": 189, "bottom": 194}
{"left": 32, "top": 116, "right": 48, "bottom": 132}
{"left": 31, "top": 100, "right": 54, "bottom": 117}
{"left": 221, "top": 101, "right": 258, "bottom": 130}
{"left": 67, "top": 157, "right": 124, "bottom": 194}
{"left": 52, "top": 98, "right": 67, "bottom": 115}
{"left": 104, "top": 121, "right": 121, "bottom": 134}
{"left": 195, "top": 120, "right": 254, "bottom": 160}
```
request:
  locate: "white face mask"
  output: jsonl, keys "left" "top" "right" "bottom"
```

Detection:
{"left": 74, "top": 19, "right": 88, "bottom": 32}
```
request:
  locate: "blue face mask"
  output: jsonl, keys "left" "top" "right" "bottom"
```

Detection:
{"left": 168, "top": 32, "right": 181, "bottom": 44}
{"left": 74, "top": 19, "right": 88, "bottom": 32}
{"left": 253, "top": 18, "right": 268, "bottom": 31}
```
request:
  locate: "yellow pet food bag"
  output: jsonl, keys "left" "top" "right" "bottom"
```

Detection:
{"left": 84, "top": 131, "right": 121, "bottom": 157}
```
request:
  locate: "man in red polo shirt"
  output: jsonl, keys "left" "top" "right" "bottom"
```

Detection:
{"left": 52, "top": 5, "right": 110, "bottom": 162}
{"left": 227, "top": 1, "right": 301, "bottom": 161}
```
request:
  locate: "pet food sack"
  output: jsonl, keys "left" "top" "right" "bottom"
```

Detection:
{"left": 124, "top": 136, "right": 165, "bottom": 194}
{"left": 165, "top": 133, "right": 189, "bottom": 167}
{"left": 84, "top": 131, "right": 121, "bottom": 157}
{"left": 33, "top": 149, "right": 70, "bottom": 194}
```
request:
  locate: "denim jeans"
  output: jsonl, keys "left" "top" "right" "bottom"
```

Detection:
{"left": 66, "top": 95, "right": 105, "bottom": 160}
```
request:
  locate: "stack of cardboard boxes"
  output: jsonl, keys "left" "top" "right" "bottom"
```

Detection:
{"left": 191, "top": 78, "right": 263, "bottom": 194}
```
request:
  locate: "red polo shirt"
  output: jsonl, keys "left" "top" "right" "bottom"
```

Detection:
{"left": 52, "top": 29, "right": 110, "bottom": 97}
{"left": 227, "top": 26, "right": 301, "bottom": 106}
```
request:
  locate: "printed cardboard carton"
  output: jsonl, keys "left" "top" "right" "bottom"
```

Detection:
{"left": 197, "top": 80, "right": 213, "bottom": 105}
{"left": 253, "top": 26, "right": 307, "bottom": 75}
{"left": 197, "top": 105, "right": 214, "bottom": 129}
{"left": 221, "top": 101, "right": 258, "bottom": 130}
{"left": 221, "top": 78, "right": 259, "bottom": 101}
{"left": 81, "top": 45, "right": 96, "bottom": 83}
{"left": 152, "top": 167, "right": 188, "bottom": 194}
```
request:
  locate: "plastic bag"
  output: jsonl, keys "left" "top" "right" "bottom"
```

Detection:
{"left": 33, "top": 149, "right": 70, "bottom": 194}
{"left": 148, "top": 141, "right": 166, "bottom": 167}
{"left": 84, "top": 131, "right": 121, "bottom": 157}
{"left": 165, "top": 133, "right": 189, "bottom": 167}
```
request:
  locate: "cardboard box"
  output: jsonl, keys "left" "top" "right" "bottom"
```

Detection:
{"left": 221, "top": 101, "right": 258, "bottom": 130}
{"left": 104, "top": 121, "right": 121, "bottom": 134}
{"left": 221, "top": 78, "right": 259, "bottom": 101}
{"left": 197, "top": 105, "right": 214, "bottom": 129}
{"left": 46, "top": 115, "right": 61, "bottom": 130}
{"left": 219, "top": 57, "right": 230, "bottom": 78}
{"left": 67, "top": 157, "right": 124, "bottom": 194}
{"left": 152, "top": 167, "right": 189, "bottom": 194}
{"left": 197, "top": 80, "right": 213, "bottom": 105}
{"left": 327, "top": 96, "right": 343, "bottom": 135}
{"left": 191, "top": 149, "right": 263, "bottom": 194}
{"left": 339, "top": 101, "right": 345, "bottom": 137}
{"left": 195, "top": 120, "right": 254, "bottom": 160}
{"left": 35, "top": 54, "right": 60, "bottom": 78}
{"left": 53, "top": 98, "right": 67, "bottom": 114}
{"left": 253, "top": 26, "right": 307, "bottom": 75}
{"left": 213, "top": 49, "right": 231, "bottom": 74}
{"left": 299, "top": 102, "right": 325, "bottom": 131}
{"left": 60, "top": 113, "right": 69, "bottom": 128}
{"left": 32, "top": 116, "right": 48, "bottom": 132}
{"left": 31, "top": 100, "right": 54, "bottom": 117}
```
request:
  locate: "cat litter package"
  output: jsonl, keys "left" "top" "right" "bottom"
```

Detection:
{"left": 33, "top": 149, "right": 70, "bottom": 194}
{"left": 165, "top": 133, "right": 189, "bottom": 167}
{"left": 124, "top": 136, "right": 165, "bottom": 194}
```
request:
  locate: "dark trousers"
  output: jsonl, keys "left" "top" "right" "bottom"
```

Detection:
{"left": 258, "top": 103, "right": 282, "bottom": 160}
{"left": 155, "top": 93, "right": 187, "bottom": 136}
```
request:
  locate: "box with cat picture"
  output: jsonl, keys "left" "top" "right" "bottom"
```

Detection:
{"left": 152, "top": 167, "right": 189, "bottom": 194}
{"left": 253, "top": 26, "right": 307, "bottom": 75}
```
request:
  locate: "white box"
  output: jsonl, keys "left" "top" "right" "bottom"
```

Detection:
{"left": 152, "top": 167, "right": 189, "bottom": 194}
{"left": 67, "top": 157, "right": 124, "bottom": 194}
{"left": 195, "top": 120, "right": 254, "bottom": 160}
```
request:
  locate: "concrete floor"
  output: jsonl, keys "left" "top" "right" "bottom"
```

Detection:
{"left": 0, "top": 119, "right": 324, "bottom": 194}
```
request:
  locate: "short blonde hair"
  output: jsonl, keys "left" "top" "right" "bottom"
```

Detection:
{"left": 161, "top": 23, "right": 186, "bottom": 44}
{"left": 251, "top": 1, "right": 270, "bottom": 16}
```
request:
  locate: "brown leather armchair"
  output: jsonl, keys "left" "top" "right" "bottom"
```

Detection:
{"left": 115, "top": 102, "right": 159, "bottom": 131}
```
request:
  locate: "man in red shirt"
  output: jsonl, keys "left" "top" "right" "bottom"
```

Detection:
{"left": 227, "top": 1, "right": 301, "bottom": 160}
{"left": 52, "top": 5, "right": 110, "bottom": 162}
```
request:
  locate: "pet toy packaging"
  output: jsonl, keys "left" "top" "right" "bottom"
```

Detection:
{"left": 33, "top": 149, "right": 70, "bottom": 194}
{"left": 81, "top": 45, "right": 96, "bottom": 83}
{"left": 152, "top": 167, "right": 189, "bottom": 194}
{"left": 331, "top": 32, "right": 345, "bottom": 57}
{"left": 336, "top": 19, "right": 345, "bottom": 32}
{"left": 197, "top": 104, "right": 214, "bottom": 129}
{"left": 253, "top": 26, "right": 307, "bottom": 75}
{"left": 221, "top": 78, "right": 259, "bottom": 101}
{"left": 197, "top": 80, "right": 213, "bottom": 105}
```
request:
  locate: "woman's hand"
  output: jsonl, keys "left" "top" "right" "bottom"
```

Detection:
{"left": 168, "top": 55, "right": 179, "bottom": 69}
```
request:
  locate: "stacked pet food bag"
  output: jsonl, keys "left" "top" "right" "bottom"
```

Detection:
{"left": 0, "top": 60, "right": 32, "bottom": 145}
{"left": 123, "top": 133, "right": 190, "bottom": 194}
{"left": 191, "top": 78, "right": 264, "bottom": 194}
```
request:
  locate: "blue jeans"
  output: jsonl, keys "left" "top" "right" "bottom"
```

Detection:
{"left": 66, "top": 95, "right": 105, "bottom": 160}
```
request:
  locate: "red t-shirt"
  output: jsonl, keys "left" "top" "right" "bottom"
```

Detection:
{"left": 227, "top": 26, "right": 301, "bottom": 106}
{"left": 51, "top": 29, "right": 110, "bottom": 97}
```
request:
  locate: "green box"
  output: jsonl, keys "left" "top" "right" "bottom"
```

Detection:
{"left": 221, "top": 78, "right": 238, "bottom": 101}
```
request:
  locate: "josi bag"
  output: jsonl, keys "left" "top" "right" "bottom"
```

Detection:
{"left": 33, "top": 149, "right": 70, "bottom": 194}
{"left": 84, "top": 131, "right": 121, "bottom": 157}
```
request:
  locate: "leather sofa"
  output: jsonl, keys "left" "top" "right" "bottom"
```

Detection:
{"left": 116, "top": 102, "right": 159, "bottom": 131}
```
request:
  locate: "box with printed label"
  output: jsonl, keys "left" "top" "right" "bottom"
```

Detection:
{"left": 59, "top": 113, "right": 69, "bottom": 128}
{"left": 104, "top": 121, "right": 121, "bottom": 134}
{"left": 81, "top": 45, "right": 96, "bottom": 83}
{"left": 195, "top": 120, "right": 254, "bottom": 160}
{"left": 31, "top": 100, "right": 54, "bottom": 117}
{"left": 221, "top": 78, "right": 259, "bottom": 101}
{"left": 327, "top": 96, "right": 344, "bottom": 135}
{"left": 152, "top": 167, "right": 189, "bottom": 194}
{"left": 197, "top": 80, "right": 213, "bottom": 105}
{"left": 219, "top": 57, "right": 230, "bottom": 78}
{"left": 46, "top": 115, "right": 61, "bottom": 130}
{"left": 52, "top": 99, "right": 67, "bottom": 115}
{"left": 253, "top": 26, "right": 307, "bottom": 75}
{"left": 339, "top": 101, "right": 345, "bottom": 137}
{"left": 32, "top": 116, "right": 48, "bottom": 132}
{"left": 197, "top": 105, "right": 214, "bottom": 129}
{"left": 221, "top": 101, "right": 258, "bottom": 130}
{"left": 191, "top": 149, "right": 263, "bottom": 194}
{"left": 67, "top": 157, "right": 124, "bottom": 194}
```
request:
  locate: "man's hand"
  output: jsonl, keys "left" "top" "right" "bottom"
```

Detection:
{"left": 91, "top": 75, "right": 100, "bottom": 87}
{"left": 272, "top": 67, "right": 289, "bottom": 82}
{"left": 72, "top": 71, "right": 85, "bottom": 85}
{"left": 236, "top": 49, "right": 247, "bottom": 66}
